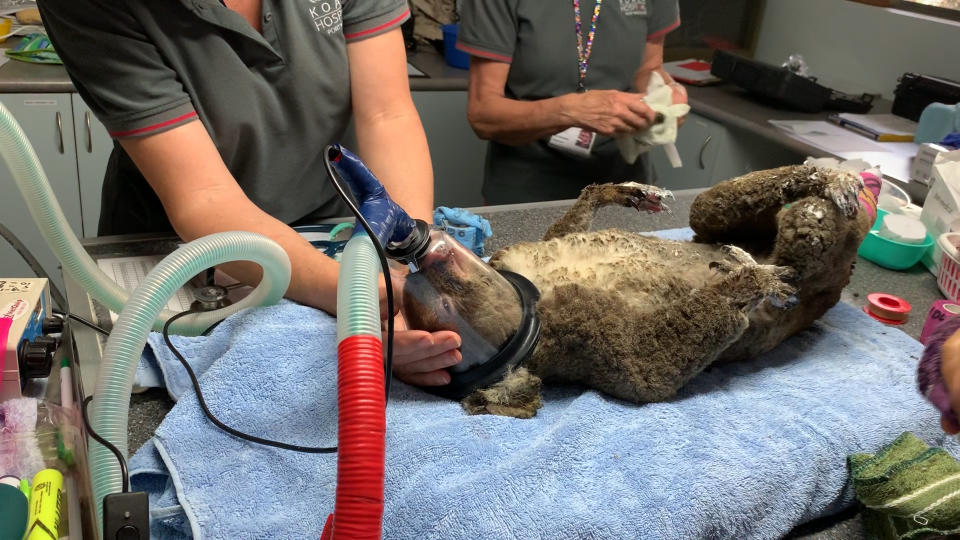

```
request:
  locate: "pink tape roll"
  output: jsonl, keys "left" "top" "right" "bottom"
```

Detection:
{"left": 921, "top": 299, "right": 960, "bottom": 345}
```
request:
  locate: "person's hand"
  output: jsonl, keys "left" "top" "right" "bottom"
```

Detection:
{"left": 377, "top": 266, "right": 462, "bottom": 386}
{"left": 561, "top": 90, "right": 657, "bottom": 136}
{"left": 390, "top": 314, "right": 462, "bottom": 386}
{"left": 941, "top": 330, "right": 960, "bottom": 433}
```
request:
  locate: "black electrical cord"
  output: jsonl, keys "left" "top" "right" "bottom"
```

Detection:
{"left": 82, "top": 396, "right": 129, "bottom": 493}
{"left": 54, "top": 309, "right": 111, "bottom": 337}
{"left": 200, "top": 319, "right": 224, "bottom": 337}
{"left": 145, "top": 149, "right": 395, "bottom": 456}
{"left": 322, "top": 147, "right": 395, "bottom": 403}
{"left": 163, "top": 308, "right": 337, "bottom": 453}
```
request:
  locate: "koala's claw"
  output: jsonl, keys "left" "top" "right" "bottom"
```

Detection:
{"left": 822, "top": 171, "right": 862, "bottom": 218}
{"left": 721, "top": 244, "right": 759, "bottom": 266}
{"left": 715, "top": 258, "right": 798, "bottom": 312}
{"left": 709, "top": 259, "right": 735, "bottom": 274}
{"left": 616, "top": 182, "right": 673, "bottom": 214}
{"left": 772, "top": 265, "right": 798, "bottom": 283}
{"left": 770, "top": 294, "right": 800, "bottom": 310}
{"left": 754, "top": 264, "right": 799, "bottom": 310}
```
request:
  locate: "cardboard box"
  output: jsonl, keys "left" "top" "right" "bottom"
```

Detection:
{"left": 0, "top": 278, "right": 50, "bottom": 401}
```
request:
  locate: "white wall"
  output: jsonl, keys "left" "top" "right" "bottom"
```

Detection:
{"left": 754, "top": 0, "right": 960, "bottom": 99}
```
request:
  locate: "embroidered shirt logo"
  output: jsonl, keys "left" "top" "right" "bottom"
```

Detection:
{"left": 620, "top": 0, "right": 647, "bottom": 16}
{"left": 308, "top": 0, "right": 342, "bottom": 34}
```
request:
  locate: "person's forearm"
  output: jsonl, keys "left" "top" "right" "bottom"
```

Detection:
{"left": 633, "top": 36, "right": 668, "bottom": 92}
{"left": 354, "top": 107, "right": 434, "bottom": 221}
{"left": 468, "top": 93, "right": 576, "bottom": 146}
{"left": 164, "top": 186, "right": 340, "bottom": 314}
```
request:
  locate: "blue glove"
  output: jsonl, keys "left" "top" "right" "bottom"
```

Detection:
{"left": 940, "top": 132, "right": 960, "bottom": 150}
{"left": 433, "top": 207, "right": 493, "bottom": 257}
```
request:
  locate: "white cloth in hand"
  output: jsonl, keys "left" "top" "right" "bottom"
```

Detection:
{"left": 616, "top": 71, "right": 691, "bottom": 165}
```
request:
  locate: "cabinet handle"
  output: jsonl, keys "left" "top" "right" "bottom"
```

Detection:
{"left": 698, "top": 135, "right": 713, "bottom": 170}
{"left": 85, "top": 111, "right": 92, "bottom": 153}
{"left": 56, "top": 111, "right": 64, "bottom": 154}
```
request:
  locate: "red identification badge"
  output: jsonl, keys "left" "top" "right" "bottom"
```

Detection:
{"left": 548, "top": 127, "right": 596, "bottom": 158}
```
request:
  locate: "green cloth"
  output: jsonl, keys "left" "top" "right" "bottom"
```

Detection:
{"left": 456, "top": 0, "right": 680, "bottom": 204}
{"left": 849, "top": 432, "right": 960, "bottom": 539}
{"left": 5, "top": 34, "right": 61, "bottom": 64}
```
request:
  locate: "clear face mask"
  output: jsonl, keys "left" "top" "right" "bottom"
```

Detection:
{"left": 399, "top": 229, "right": 524, "bottom": 373}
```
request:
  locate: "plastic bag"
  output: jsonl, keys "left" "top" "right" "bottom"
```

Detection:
{"left": 782, "top": 53, "right": 810, "bottom": 78}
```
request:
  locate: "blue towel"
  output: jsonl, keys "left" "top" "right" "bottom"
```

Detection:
{"left": 130, "top": 227, "right": 958, "bottom": 539}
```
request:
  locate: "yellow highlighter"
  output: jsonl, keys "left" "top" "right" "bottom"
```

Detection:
{"left": 26, "top": 469, "right": 63, "bottom": 540}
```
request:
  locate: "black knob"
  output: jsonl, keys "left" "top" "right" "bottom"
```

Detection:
{"left": 19, "top": 340, "right": 53, "bottom": 380}
{"left": 42, "top": 317, "right": 64, "bottom": 335}
{"left": 34, "top": 335, "right": 59, "bottom": 353}
{"left": 116, "top": 525, "right": 141, "bottom": 540}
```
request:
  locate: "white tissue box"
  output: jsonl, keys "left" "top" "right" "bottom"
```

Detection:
{"left": 920, "top": 149, "right": 960, "bottom": 274}
{"left": 912, "top": 143, "right": 950, "bottom": 186}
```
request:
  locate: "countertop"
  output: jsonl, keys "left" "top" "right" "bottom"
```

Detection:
{"left": 0, "top": 45, "right": 470, "bottom": 93}
{"left": 684, "top": 84, "right": 929, "bottom": 205}
{"left": 0, "top": 43, "right": 920, "bottom": 199}
{"left": 65, "top": 190, "right": 942, "bottom": 539}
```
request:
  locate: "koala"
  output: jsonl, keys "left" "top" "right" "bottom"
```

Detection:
{"left": 401, "top": 165, "right": 875, "bottom": 418}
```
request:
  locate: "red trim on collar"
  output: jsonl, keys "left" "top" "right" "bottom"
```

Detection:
{"left": 647, "top": 18, "right": 681, "bottom": 41}
{"left": 455, "top": 43, "right": 512, "bottom": 64}
{"left": 109, "top": 111, "right": 198, "bottom": 138}
{"left": 344, "top": 9, "right": 410, "bottom": 40}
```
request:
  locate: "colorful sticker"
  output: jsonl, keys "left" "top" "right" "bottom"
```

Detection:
{"left": 0, "top": 299, "right": 29, "bottom": 321}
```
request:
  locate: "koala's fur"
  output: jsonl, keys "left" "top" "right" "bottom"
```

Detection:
{"left": 407, "top": 166, "right": 874, "bottom": 418}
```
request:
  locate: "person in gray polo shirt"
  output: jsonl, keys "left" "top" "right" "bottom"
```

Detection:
{"left": 38, "top": 0, "right": 462, "bottom": 385}
{"left": 457, "top": 0, "right": 686, "bottom": 205}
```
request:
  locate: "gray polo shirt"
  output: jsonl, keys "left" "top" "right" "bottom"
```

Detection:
{"left": 457, "top": 0, "right": 680, "bottom": 205}
{"left": 38, "top": 0, "right": 410, "bottom": 234}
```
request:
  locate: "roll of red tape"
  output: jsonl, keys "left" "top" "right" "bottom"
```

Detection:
{"left": 863, "top": 293, "right": 912, "bottom": 325}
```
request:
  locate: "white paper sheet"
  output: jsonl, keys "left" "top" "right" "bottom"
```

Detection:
{"left": 95, "top": 255, "right": 194, "bottom": 322}
{"left": 836, "top": 151, "right": 912, "bottom": 183}
{"left": 769, "top": 119, "right": 917, "bottom": 181}
{"left": 0, "top": 1, "right": 36, "bottom": 16}
{"left": 407, "top": 63, "right": 425, "bottom": 77}
{"left": 769, "top": 120, "right": 889, "bottom": 152}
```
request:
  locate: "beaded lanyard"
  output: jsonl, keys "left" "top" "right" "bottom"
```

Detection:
{"left": 573, "top": 0, "right": 603, "bottom": 92}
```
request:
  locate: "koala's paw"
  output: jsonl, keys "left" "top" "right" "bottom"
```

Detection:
{"left": 821, "top": 170, "right": 862, "bottom": 218}
{"left": 721, "top": 244, "right": 759, "bottom": 266}
{"left": 717, "top": 260, "right": 798, "bottom": 312}
{"left": 749, "top": 263, "right": 798, "bottom": 310}
{"left": 709, "top": 245, "right": 761, "bottom": 275}
{"left": 592, "top": 182, "right": 674, "bottom": 214}
{"left": 460, "top": 368, "right": 543, "bottom": 419}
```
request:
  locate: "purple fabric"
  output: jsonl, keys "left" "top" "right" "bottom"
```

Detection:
{"left": 918, "top": 315, "right": 960, "bottom": 423}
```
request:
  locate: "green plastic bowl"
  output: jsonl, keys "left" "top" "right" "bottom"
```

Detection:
{"left": 858, "top": 209, "right": 934, "bottom": 270}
